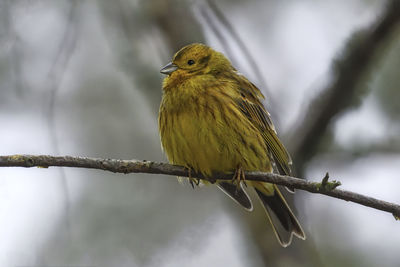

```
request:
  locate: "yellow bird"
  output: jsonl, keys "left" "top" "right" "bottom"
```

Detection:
{"left": 158, "top": 43, "right": 305, "bottom": 246}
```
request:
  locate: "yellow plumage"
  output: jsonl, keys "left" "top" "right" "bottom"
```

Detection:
{"left": 158, "top": 43, "right": 305, "bottom": 246}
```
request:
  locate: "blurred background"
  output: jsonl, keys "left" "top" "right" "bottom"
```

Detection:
{"left": 0, "top": 0, "right": 399, "bottom": 266}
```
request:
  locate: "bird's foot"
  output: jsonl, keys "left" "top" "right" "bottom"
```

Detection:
{"left": 186, "top": 167, "right": 200, "bottom": 189}
{"left": 232, "top": 165, "right": 246, "bottom": 191}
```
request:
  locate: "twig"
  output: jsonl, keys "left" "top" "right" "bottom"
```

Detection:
{"left": 204, "top": 0, "right": 270, "bottom": 95}
{"left": 1, "top": 154, "right": 399, "bottom": 218}
{"left": 199, "top": 5, "right": 238, "bottom": 68}
{"left": 45, "top": 0, "right": 80, "bottom": 236}
{"left": 201, "top": 0, "right": 280, "bottom": 123}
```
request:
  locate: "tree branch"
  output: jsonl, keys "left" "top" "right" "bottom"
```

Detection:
{"left": 1, "top": 154, "right": 399, "bottom": 218}
{"left": 289, "top": 0, "right": 400, "bottom": 175}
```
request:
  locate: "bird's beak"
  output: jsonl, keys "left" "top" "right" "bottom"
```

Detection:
{"left": 160, "top": 62, "right": 178, "bottom": 75}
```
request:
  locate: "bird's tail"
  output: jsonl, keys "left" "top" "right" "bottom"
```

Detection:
{"left": 255, "top": 183, "right": 306, "bottom": 247}
{"left": 217, "top": 181, "right": 253, "bottom": 211}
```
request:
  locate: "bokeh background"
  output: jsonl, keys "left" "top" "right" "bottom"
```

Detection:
{"left": 1, "top": 0, "right": 399, "bottom": 266}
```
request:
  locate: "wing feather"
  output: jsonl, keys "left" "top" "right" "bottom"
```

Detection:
{"left": 229, "top": 74, "right": 292, "bottom": 176}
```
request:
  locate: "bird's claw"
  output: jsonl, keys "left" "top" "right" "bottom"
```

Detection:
{"left": 186, "top": 167, "right": 200, "bottom": 189}
{"left": 232, "top": 165, "right": 246, "bottom": 192}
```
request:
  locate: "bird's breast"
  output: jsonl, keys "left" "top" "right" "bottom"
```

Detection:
{"left": 159, "top": 90, "right": 270, "bottom": 176}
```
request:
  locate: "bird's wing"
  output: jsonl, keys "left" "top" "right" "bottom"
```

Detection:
{"left": 232, "top": 74, "right": 293, "bottom": 176}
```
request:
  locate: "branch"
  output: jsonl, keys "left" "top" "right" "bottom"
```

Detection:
{"left": 289, "top": 0, "right": 400, "bottom": 174}
{"left": 1, "top": 154, "right": 399, "bottom": 218}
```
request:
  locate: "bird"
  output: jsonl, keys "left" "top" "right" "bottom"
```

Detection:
{"left": 158, "top": 43, "right": 305, "bottom": 247}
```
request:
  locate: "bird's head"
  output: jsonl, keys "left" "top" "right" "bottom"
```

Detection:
{"left": 160, "top": 43, "right": 233, "bottom": 78}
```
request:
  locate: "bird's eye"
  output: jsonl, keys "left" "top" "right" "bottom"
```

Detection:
{"left": 187, "top": 59, "right": 195, "bottom": 65}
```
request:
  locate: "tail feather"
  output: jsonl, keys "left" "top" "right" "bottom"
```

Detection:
{"left": 217, "top": 182, "right": 253, "bottom": 211}
{"left": 255, "top": 185, "right": 305, "bottom": 247}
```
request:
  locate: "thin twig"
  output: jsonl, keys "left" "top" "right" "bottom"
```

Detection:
{"left": 202, "top": 0, "right": 280, "bottom": 123}
{"left": 204, "top": 0, "right": 270, "bottom": 95}
{"left": 199, "top": 5, "right": 238, "bottom": 67}
{"left": 45, "top": 0, "right": 80, "bottom": 236}
{"left": 1, "top": 154, "right": 399, "bottom": 218}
